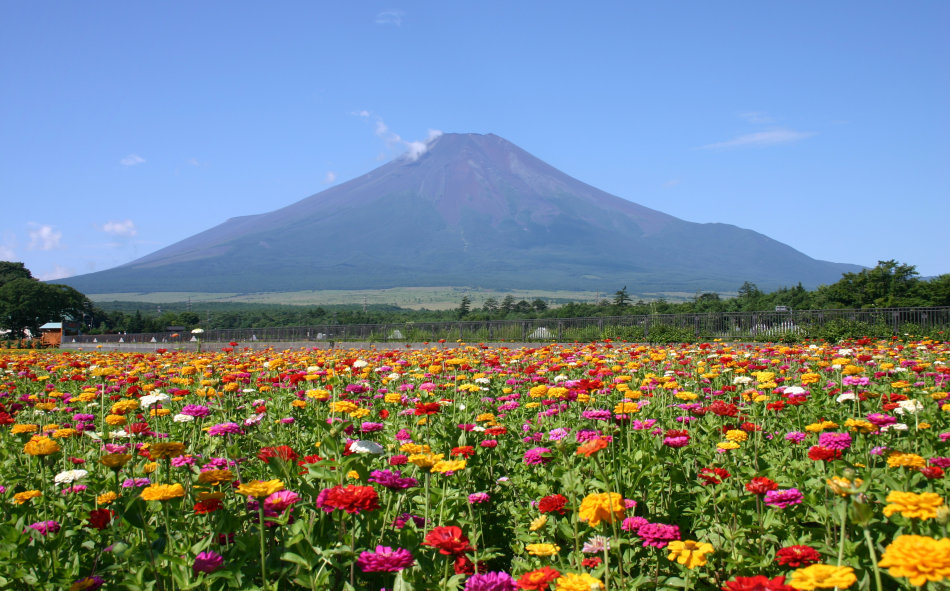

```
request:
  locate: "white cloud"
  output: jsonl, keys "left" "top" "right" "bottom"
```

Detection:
{"left": 120, "top": 154, "right": 145, "bottom": 166}
{"left": 28, "top": 224, "right": 62, "bottom": 251}
{"left": 375, "top": 10, "right": 404, "bottom": 26}
{"left": 739, "top": 111, "right": 773, "bottom": 124}
{"left": 699, "top": 129, "right": 816, "bottom": 150}
{"left": 38, "top": 265, "right": 75, "bottom": 281}
{"left": 100, "top": 219, "right": 137, "bottom": 237}
{"left": 369, "top": 115, "right": 442, "bottom": 162}
{"left": 356, "top": 110, "right": 370, "bottom": 118}
{"left": 324, "top": 171, "right": 337, "bottom": 184}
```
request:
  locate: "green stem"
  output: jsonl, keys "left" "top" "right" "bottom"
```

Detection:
{"left": 863, "top": 527, "right": 884, "bottom": 591}
{"left": 258, "top": 503, "right": 269, "bottom": 590}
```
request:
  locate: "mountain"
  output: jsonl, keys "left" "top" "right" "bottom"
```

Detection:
{"left": 61, "top": 133, "right": 862, "bottom": 294}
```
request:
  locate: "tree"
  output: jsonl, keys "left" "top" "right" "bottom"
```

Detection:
{"left": 457, "top": 296, "right": 471, "bottom": 319}
{"left": 613, "top": 286, "right": 631, "bottom": 308}
{"left": 500, "top": 295, "right": 516, "bottom": 314}
{"left": 0, "top": 261, "right": 33, "bottom": 287}
{"left": 482, "top": 297, "right": 499, "bottom": 314}
{"left": 0, "top": 277, "right": 91, "bottom": 338}
{"left": 531, "top": 298, "right": 548, "bottom": 312}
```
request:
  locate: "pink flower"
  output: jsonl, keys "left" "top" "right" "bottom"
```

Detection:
{"left": 355, "top": 545, "right": 414, "bottom": 573}
{"left": 193, "top": 551, "right": 224, "bottom": 574}
{"left": 764, "top": 488, "right": 804, "bottom": 509}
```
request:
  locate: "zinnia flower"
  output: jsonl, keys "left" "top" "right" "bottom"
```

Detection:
{"left": 516, "top": 566, "right": 560, "bottom": 590}
{"left": 237, "top": 479, "right": 285, "bottom": 499}
{"left": 355, "top": 545, "right": 415, "bottom": 572}
{"left": 723, "top": 575, "right": 794, "bottom": 591}
{"left": 578, "top": 492, "right": 625, "bottom": 527}
{"left": 538, "top": 494, "right": 568, "bottom": 515}
{"left": 140, "top": 483, "right": 186, "bottom": 502}
{"left": 882, "top": 491, "right": 945, "bottom": 520}
{"left": 554, "top": 572, "right": 604, "bottom": 591}
{"left": 69, "top": 576, "right": 105, "bottom": 591}
{"left": 24, "top": 435, "right": 60, "bottom": 456}
{"left": 877, "top": 534, "right": 950, "bottom": 586}
{"left": 192, "top": 550, "right": 224, "bottom": 574}
{"left": 764, "top": 488, "right": 804, "bottom": 509}
{"left": 465, "top": 571, "right": 518, "bottom": 591}
{"left": 787, "top": 564, "right": 856, "bottom": 589}
{"left": 422, "top": 525, "right": 472, "bottom": 555}
{"left": 526, "top": 543, "right": 560, "bottom": 557}
{"left": 666, "top": 539, "right": 714, "bottom": 569}
{"left": 315, "top": 485, "right": 380, "bottom": 513}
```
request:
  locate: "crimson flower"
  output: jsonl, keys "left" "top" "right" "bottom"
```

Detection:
{"left": 87, "top": 508, "right": 115, "bottom": 530}
{"left": 422, "top": 525, "right": 472, "bottom": 555}
{"left": 745, "top": 477, "right": 779, "bottom": 495}
{"left": 722, "top": 575, "right": 794, "bottom": 591}
{"left": 538, "top": 494, "right": 569, "bottom": 515}
{"left": 699, "top": 467, "right": 731, "bottom": 486}
{"left": 774, "top": 545, "right": 821, "bottom": 567}
{"left": 257, "top": 445, "right": 298, "bottom": 464}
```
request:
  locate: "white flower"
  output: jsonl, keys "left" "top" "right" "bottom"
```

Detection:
{"left": 836, "top": 392, "right": 857, "bottom": 403}
{"left": 139, "top": 392, "right": 169, "bottom": 408}
{"left": 471, "top": 425, "right": 486, "bottom": 432}
{"left": 894, "top": 399, "right": 924, "bottom": 415}
{"left": 244, "top": 413, "right": 265, "bottom": 427}
{"left": 783, "top": 386, "right": 808, "bottom": 396}
{"left": 110, "top": 430, "right": 130, "bottom": 438}
{"left": 350, "top": 440, "right": 385, "bottom": 455}
{"left": 387, "top": 372, "right": 401, "bottom": 380}
{"left": 173, "top": 413, "right": 195, "bottom": 423}
{"left": 732, "top": 376, "right": 754, "bottom": 385}
{"left": 880, "top": 423, "right": 909, "bottom": 432}
{"left": 837, "top": 348, "right": 853, "bottom": 356}
{"left": 553, "top": 374, "right": 569, "bottom": 382}
{"left": 54, "top": 469, "right": 88, "bottom": 484}
{"left": 191, "top": 328, "right": 204, "bottom": 334}
{"left": 474, "top": 377, "right": 490, "bottom": 384}
{"left": 353, "top": 360, "right": 368, "bottom": 368}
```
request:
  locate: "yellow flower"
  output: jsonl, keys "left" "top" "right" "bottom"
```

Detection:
{"left": 878, "top": 534, "right": 950, "bottom": 586}
{"left": 578, "top": 492, "right": 625, "bottom": 527}
{"left": 347, "top": 470, "right": 361, "bottom": 480}
{"left": 826, "top": 477, "right": 863, "bottom": 497}
{"left": 883, "top": 491, "right": 945, "bottom": 520}
{"left": 613, "top": 401, "right": 640, "bottom": 414}
{"left": 236, "top": 479, "right": 284, "bottom": 499}
{"left": 97, "top": 491, "right": 118, "bottom": 505}
{"left": 150, "top": 408, "right": 171, "bottom": 417}
{"left": 307, "top": 389, "right": 330, "bottom": 400}
{"left": 197, "top": 469, "right": 234, "bottom": 486}
{"left": 530, "top": 515, "right": 548, "bottom": 531}
{"left": 431, "top": 459, "right": 466, "bottom": 473}
{"left": 887, "top": 452, "right": 926, "bottom": 469}
{"left": 675, "top": 391, "right": 699, "bottom": 401}
{"left": 800, "top": 373, "right": 821, "bottom": 385}
{"left": 666, "top": 540, "right": 714, "bottom": 569}
{"left": 788, "top": 564, "right": 856, "bottom": 589}
{"left": 725, "top": 429, "right": 748, "bottom": 443}
{"left": 100, "top": 453, "right": 133, "bottom": 470}
{"left": 408, "top": 453, "right": 443, "bottom": 470}
{"left": 149, "top": 442, "right": 186, "bottom": 459}
{"left": 52, "top": 428, "right": 78, "bottom": 438}
{"left": 23, "top": 435, "right": 61, "bottom": 456}
{"left": 105, "top": 414, "right": 127, "bottom": 426}
{"left": 555, "top": 572, "right": 604, "bottom": 591}
{"left": 140, "top": 483, "right": 186, "bottom": 502}
{"left": 844, "top": 418, "right": 876, "bottom": 433}
{"left": 142, "top": 462, "right": 158, "bottom": 474}
{"left": 525, "top": 543, "right": 560, "bottom": 557}
{"left": 11, "top": 424, "right": 38, "bottom": 435}
{"left": 717, "top": 441, "right": 740, "bottom": 451}
{"left": 13, "top": 490, "right": 42, "bottom": 504}
{"left": 329, "top": 400, "right": 358, "bottom": 413}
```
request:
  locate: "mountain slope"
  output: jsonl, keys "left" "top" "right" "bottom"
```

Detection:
{"left": 61, "top": 133, "right": 862, "bottom": 294}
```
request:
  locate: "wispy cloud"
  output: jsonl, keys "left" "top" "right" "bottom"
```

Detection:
{"left": 324, "top": 171, "right": 337, "bottom": 184}
{"left": 100, "top": 219, "right": 137, "bottom": 237}
{"left": 699, "top": 128, "right": 816, "bottom": 150}
{"left": 367, "top": 113, "right": 442, "bottom": 161}
{"left": 738, "top": 111, "right": 773, "bottom": 125}
{"left": 120, "top": 154, "right": 145, "bottom": 166}
{"left": 38, "top": 265, "right": 74, "bottom": 281}
{"left": 375, "top": 10, "right": 404, "bottom": 26}
{"left": 28, "top": 224, "right": 62, "bottom": 251}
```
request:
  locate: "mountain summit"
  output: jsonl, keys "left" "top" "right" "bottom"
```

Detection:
{"left": 62, "top": 133, "right": 861, "bottom": 294}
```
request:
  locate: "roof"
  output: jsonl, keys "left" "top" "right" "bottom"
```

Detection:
{"left": 39, "top": 322, "right": 63, "bottom": 330}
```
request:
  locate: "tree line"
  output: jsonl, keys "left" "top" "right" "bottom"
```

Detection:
{"left": 2, "top": 260, "right": 948, "bottom": 338}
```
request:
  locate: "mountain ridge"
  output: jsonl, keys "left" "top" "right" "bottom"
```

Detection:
{"left": 60, "top": 133, "right": 863, "bottom": 294}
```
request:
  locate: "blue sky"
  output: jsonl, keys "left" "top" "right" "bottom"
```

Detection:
{"left": 2, "top": 1, "right": 948, "bottom": 285}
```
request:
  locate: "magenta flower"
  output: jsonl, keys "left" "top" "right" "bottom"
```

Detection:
{"left": 523, "top": 447, "right": 552, "bottom": 465}
{"left": 818, "top": 432, "right": 852, "bottom": 450}
{"left": 70, "top": 576, "right": 104, "bottom": 591}
{"left": 636, "top": 522, "right": 680, "bottom": 548}
{"left": 27, "top": 520, "right": 61, "bottom": 536}
{"left": 264, "top": 490, "right": 300, "bottom": 512}
{"left": 764, "top": 488, "right": 804, "bottom": 509}
{"left": 464, "top": 571, "right": 518, "bottom": 591}
{"left": 208, "top": 422, "right": 243, "bottom": 436}
{"left": 193, "top": 550, "right": 224, "bottom": 574}
{"left": 785, "top": 431, "right": 807, "bottom": 443}
{"left": 368, "top": 469, "right": 418, "bottom": 490}
{"left": 468, "top": 492, "right": 490, "bottom": 504}
{"left": 355, "top": 545, "right": 415, "bottom": 573}
{"left": 180, "top": 404, "right": 211, "bottom": 418}
{"left": 867, "top": 413, "right": 897, "bottom": 427}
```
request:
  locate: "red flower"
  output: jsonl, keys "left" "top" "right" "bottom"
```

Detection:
{"left": 422, "top": 525, "right": 473, "bottom": 555}
{"left": 538, "top": 494, "right": 569, "bottom": 515}
{"left": 128, "top": 422, "right": 151, "bottom": 435}
{"left": 414, "top": 402, "right": 441, "bottom": 415}
{"left": 581, "top": 556, "right": 602, "bottom": 568}
{"left": 257, "top": 445, "right": 298, "bottom": 464}
{"left": 699, "top": 467, "right": 731, "bottom": 486}
{"left": 194, "top": 498, "right": 223, "bottom": 514}
{"left": 722, "top": 575, "right": 794, "bottom": 591}
{"left": 709, "top": 401, "right": 739, "bottom": 417}
{"left": 516, "top": 566, "right": 561, "bottom": 590}
{"left": 745, "top": 477, "right": 779, "bottom": 495}
{"left": 451, "top": 446, "right": 475, "bottom": 458}
{"left": 774, "top": 545, "right": 822, "bottom": 567}
{"left": 87, "top": 508, "right": 115, "bottom": 530}
{"left": 485, "top": 426, "right": 508, "bottom": 436}
{"left": 807, "top": 446, "right": 842, "bottom": 461}
{"left": 920, "top": 466, "right": 945, "bottom": 479}
{"left": 766, "top": 401, "right": 785, "bottom": 411}
{"left": 317, "top": 485, "right": 380, "bottom": 514}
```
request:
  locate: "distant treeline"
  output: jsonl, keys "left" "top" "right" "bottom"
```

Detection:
{"left": 84, "top": 260, "right": 949, "bottom": 334}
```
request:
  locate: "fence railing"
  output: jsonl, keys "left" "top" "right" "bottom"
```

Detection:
{"left": 63, "top": 307, "right": 950, "bottom": 345}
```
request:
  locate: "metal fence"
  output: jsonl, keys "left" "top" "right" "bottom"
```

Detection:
{"left": 64, "top": 306, "right": 950, "bottom": 345}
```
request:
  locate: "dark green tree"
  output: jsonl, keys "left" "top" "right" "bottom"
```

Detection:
{"left": 0, "top": 261, "right": 33, "bottom": 287}
{"left": 613, "top": 286, "right": 631, "bottom": 308}
{"left": 457, "top": 296, "right": 472, "bottom": 319}
{"left": 482, "top": 297, "right": 499, "bottom": 314}
{"left": 500, "top": 295, "right": 516, "bottom": 314}
{"left": 0, "top": 277, "right": 91, "bottom": 338}
{"left": 531, "top": 298, "right": 548, "bottom": 312}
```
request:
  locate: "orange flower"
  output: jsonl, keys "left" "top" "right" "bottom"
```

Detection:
{"left": 576, "top": 438, "right": 609, "bottom": 457}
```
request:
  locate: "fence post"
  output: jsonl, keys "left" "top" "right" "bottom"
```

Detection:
{"left": 558, "top": 321, "right": 563, "bottom": 342}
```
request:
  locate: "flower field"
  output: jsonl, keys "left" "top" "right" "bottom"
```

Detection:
{"left": 2, "top": 339, "right": 950, "bottom": 590}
